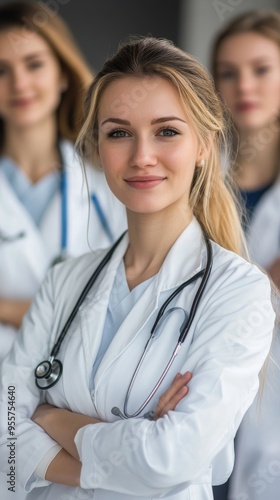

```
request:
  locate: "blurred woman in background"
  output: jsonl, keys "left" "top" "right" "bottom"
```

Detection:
{"left": 0, "top": 1, "right": 126, "bottom": 364}
{"left": 212, "top": 10, "right": 280, "bottom": 500}
{"left": 212, "top": 9, "right": 280, "bottom": 287}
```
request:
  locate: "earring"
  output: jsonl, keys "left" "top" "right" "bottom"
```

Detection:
{"left": 197, "top": 159, "right": 205, "bottom": 167}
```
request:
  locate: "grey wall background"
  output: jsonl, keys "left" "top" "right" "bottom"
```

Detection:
{"left": 0, "top": 0, "right": 279, "bottom": 71}
{"left": 48, "top": 0, "right": 181, "bottom": 71}
{"left": 180, "top": 0, "right": 280, "bottom": 69}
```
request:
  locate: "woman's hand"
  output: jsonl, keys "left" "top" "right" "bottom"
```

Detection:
{"left": 267, "top": 256, "right": 280, "bottom": 289}
{"left": 31, "top": 370, "right": 192, "bottom": 445}
{"left": 152, "top": 371, "right": 192, "bottom": 419}
{"left": 0, "top": 298, "right": 31, "bottom": 328}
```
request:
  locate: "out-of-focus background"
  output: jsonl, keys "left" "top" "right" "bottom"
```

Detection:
{"left": 0, "top": 0, "right": 278, "bottom": 71}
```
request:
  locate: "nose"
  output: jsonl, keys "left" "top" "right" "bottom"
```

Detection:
{"left": 236, "top": 70, "right": 256, "bottom": 95}
{"left": 129, "top": 136, "right": 157, "bottom": 169}
{"left": 10, "top": 67, "right": 30, "bottom": 92}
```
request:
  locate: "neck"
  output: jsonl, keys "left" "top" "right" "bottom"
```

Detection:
{"left": 3, "top": 118, "right": 61, "bottom": 183}
{"left": 124, "top": 207, "right": 192, "bottom": 290}
{"left": 236, "top": 125, "right": 280, "bottom": 190}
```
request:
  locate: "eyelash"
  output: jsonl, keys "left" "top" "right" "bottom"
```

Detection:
{"left": 158, "top": 127, "right": 179, "bottom": 136}
{"left": 107, "top": 127, "right": 180, "bottom": 139}
{"left": 107, "top": 129, "right": 129, "bottom": 138}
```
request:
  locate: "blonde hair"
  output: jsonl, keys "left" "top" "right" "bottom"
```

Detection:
{"left": 77, "top": 36, "right": 245, "bottom": 255}
{"left": 0, "top": 1, "right": 93, "bottom": 143}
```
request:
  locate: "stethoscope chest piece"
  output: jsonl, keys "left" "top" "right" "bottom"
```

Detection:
{"left": 35, "top": 358, "right": 63, "bottom": 389}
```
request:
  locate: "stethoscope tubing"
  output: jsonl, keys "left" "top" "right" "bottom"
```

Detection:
{"left": 116, "top": 238, "right": 213, "bottom": 419}
{"left": 35, "top": 231, "right": 212, "bottom": 414}
{"left": 60, "top": 169, "right": 114, "bottom": 256}
{"left": 50, "top": 231, "right": 126, "bottom": 359}
{"left": 35, "top": 232, "right": 126, "bottom": 389}
{"left": 60, "top": 170, "right": 68, "bottom": 252}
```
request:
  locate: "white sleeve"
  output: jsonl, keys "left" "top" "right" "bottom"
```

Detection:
{"left": 75, "top": 272, "right": 275, "bottom": 497}
{"left": 0, "top": 271, "right": 59, "bottom": 493}
{"left": 34, "top": 444, "right": 62, "bottom": 479}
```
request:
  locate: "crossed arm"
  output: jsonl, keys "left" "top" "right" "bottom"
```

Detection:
{"left": 31, "top": 371, "right": 191, "bottom": 486}
{"left": 0, "top": 299, "right": 31, "bottom": 328}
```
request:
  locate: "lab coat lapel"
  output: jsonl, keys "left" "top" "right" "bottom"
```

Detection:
{"left": 94, "top": 218, "right": 205, "bottom": 390}
{"left": 0, "top": 170, "right": 50, "bottom": 283}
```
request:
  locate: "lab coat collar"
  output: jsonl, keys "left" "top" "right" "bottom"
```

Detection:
{"left": 90, "top": 216, "right": 205, "bottom": 297}
{"left": 154, "top": 217, "right": 205, "bottom": 291}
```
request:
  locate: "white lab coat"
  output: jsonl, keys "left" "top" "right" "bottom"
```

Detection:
{"left": 246, "top": 178, "right": 280, "bottom": 269}
{"left": 227, "top": 178, "right": 280, "bottom": 500}
{"left": 228, "top": 332, "right": 280, "bottom": 500}
{"left": 0, "top": 219, "right": 275, "bottom": 500}
{"left": 0, "top": 140, "right": 126, "bottom": 363}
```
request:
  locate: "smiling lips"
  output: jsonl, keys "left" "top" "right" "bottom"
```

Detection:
{"left": 236, "top": 101, "right": 259, "bottom": 112}
{"left": 124, "top": 176, "right": 167, "bottom": 189}
{"left": 10, "top": 97, "right": 35, "bottom": 107}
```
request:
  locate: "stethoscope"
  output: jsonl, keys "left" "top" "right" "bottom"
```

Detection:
{"left": 0, "top": 167, "right": 113, "bottom": 257}
{"left": 35, "top": 232, "right": 213, "bottom": 420}
{"left": 52, "top": 170, "right": 114, "bottom": 265}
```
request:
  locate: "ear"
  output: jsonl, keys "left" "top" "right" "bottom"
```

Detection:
{"left": 196, "top": 133, "right": 214, "bottom": 167}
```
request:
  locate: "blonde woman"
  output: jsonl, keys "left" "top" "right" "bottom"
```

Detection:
{"left": 0, "top": 36, "right": 275, "bottom": 500}
{"left": 0, "top": 1, "right": 126, "bottom": 363}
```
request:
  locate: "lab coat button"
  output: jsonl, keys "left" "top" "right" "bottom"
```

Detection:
{"left": 91, "top": 390, "right": 95, "bottom": 401}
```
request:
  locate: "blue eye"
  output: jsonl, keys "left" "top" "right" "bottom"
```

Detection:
{"left": 108, "top": 129, "right": 129, "bottom": 138}
{"left": 158, "top": 128, "right": 179, "bottom": 137}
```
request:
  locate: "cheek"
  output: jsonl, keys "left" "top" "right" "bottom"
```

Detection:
{"left": 217, "top": 84, "right": 234, "bottom": 105}
{"left": 266, "top": 78, "right": 280, "bottom": 102}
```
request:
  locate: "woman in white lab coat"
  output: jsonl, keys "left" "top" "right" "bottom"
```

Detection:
{"left": 0, "top": 2, "right": 126, "bottom": 363}
{"left": 0, "top": 36, "right": 276, "bottom": 500}
{"left": 212, "top": 10, "right": 280, "bottom": 285}
{"left": 212, "top": 10, "right": 280, "bottom": 500}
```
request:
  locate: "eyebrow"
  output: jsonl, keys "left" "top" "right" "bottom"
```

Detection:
{"left": 0, "top": 51, "right": 49, "bottom": 65}
{"left": 100, "top": 116, "right": 187, "bottom": 126}
{"left": 216, "top": 56, "right": 275, "bottom": 67}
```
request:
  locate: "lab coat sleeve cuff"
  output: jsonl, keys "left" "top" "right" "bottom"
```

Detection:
{"left": 34, "top": 444, "right": 62, "bottom": 479}
{"left": 75, "top": 426, "right": 85, "bottom": 459}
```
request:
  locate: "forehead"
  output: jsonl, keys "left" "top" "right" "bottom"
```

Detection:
{"left": 0, "top": 27, "right": 52, "bottom": 60}
{"left": 216, "top": 32, "right": 280, "bottom": 64}
{"left": 98, "top": 76, "right": 186, "bottom": 121}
